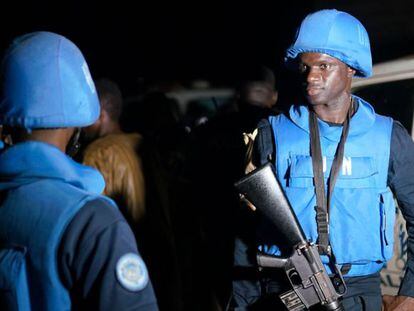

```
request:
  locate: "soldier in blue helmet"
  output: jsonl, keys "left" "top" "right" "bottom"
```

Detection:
{"left": 0, "top": 32, "right": 158, "bottom": 310}
{"left": 231, "top": 9, "right": 414, "bottom": 310}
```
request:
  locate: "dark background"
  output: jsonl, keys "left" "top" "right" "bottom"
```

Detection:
{"left": 2, "top": 0, "right": 414, "bottom": 95}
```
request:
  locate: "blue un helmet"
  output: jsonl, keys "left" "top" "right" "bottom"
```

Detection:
{"left": 0, "top": 31, "right": 100, "bottom": 129}
{"left": 285, "top": 9, "right": 372, "bottom": 78}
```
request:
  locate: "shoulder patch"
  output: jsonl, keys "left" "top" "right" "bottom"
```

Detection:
{"left": 116, "top": 253, "right": 149, "bottom": 292}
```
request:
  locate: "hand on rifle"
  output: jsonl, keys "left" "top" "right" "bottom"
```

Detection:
{"left": 382, "top": 295, "right": 414, "bottom": 311}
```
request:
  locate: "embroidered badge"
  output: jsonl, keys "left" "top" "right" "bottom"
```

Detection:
{"left": 116, "top": 253, "right": 149, "bottom": 292}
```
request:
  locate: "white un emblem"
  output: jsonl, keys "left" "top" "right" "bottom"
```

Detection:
{"left": 116, "top": 253, "right": 149, "bottom": 292}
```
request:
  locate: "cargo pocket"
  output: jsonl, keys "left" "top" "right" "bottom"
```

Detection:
{"left": 0, "top": 245, "right": 30, "bottom": 311}
{"left": 380, "top": 189, "right": 396, "bottom": 261}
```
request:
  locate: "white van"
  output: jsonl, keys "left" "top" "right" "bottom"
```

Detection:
{"left": 352, "top": 55, "right": 414, "bottom": 295}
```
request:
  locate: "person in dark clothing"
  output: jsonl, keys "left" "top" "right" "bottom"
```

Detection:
{"left": 0, "top": 32, "right": 158, "bottom": 310}
{"left": 189, "top": 65, "right": 278, "bottom": 310}
{"left": 231, "top": 9, "right": 414, "bottom": 311}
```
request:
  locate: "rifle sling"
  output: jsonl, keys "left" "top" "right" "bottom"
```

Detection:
{"left": 309, "top": 101, "right": 352, "bottom": 256}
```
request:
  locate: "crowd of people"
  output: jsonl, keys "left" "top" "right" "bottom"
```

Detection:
{"left": 1, "top": 8, "right": 414, "bottom": 311}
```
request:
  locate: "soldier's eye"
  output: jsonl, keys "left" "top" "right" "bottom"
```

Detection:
{"left": 320, "top": 63, "right": 331, "bottom": 70}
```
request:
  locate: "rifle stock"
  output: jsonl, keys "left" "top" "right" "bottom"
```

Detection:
{"left": 235, "top": 163, "right": 346, "bottom": 311}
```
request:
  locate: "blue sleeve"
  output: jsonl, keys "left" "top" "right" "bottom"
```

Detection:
{"left": 58, "top": 198, "right": 159, "bottom": 310}
{"left": 388, "top": 121, "right": 414, "bottom": 297}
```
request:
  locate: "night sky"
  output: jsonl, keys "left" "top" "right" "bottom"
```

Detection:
{"left": 2, "top": 1, "right": 414, "bottom": 95}
{"left": 0, "top": 1, "right": 311, "bottom": 92}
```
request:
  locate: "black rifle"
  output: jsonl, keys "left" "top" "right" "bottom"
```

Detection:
{"left": 234, "top": 163, "right": 346, "bottom": 311}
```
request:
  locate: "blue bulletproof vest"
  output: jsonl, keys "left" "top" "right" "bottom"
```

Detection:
{"left": 0, "top": 142, "right": 109, "bottom": 310}
{"left": 265, "top": 98, "right": 394, "bottom": 277}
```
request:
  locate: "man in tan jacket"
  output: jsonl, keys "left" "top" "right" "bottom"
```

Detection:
{"left": 82, "top": 78, "right": 145, "bottom": 223}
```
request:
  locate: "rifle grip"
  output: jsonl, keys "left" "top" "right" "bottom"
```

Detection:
{"left": 257, "top": 253, "right": 288, "bottom": 269}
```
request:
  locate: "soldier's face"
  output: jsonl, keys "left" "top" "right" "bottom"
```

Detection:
{"left": 298, "top": 53, "right": 355, "bottom": 107}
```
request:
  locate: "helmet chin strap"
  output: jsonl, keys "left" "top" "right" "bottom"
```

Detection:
{"left": 66, "top": 128, "right": 81, "bottom": 157}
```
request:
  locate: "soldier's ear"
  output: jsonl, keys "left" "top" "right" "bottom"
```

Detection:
{"left": 347, "top": 67, "right": 356, "bottom": 78}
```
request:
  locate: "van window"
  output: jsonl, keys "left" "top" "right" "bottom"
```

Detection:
{"left": 354, "top": 79, "right": 414, "bottom": 132}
